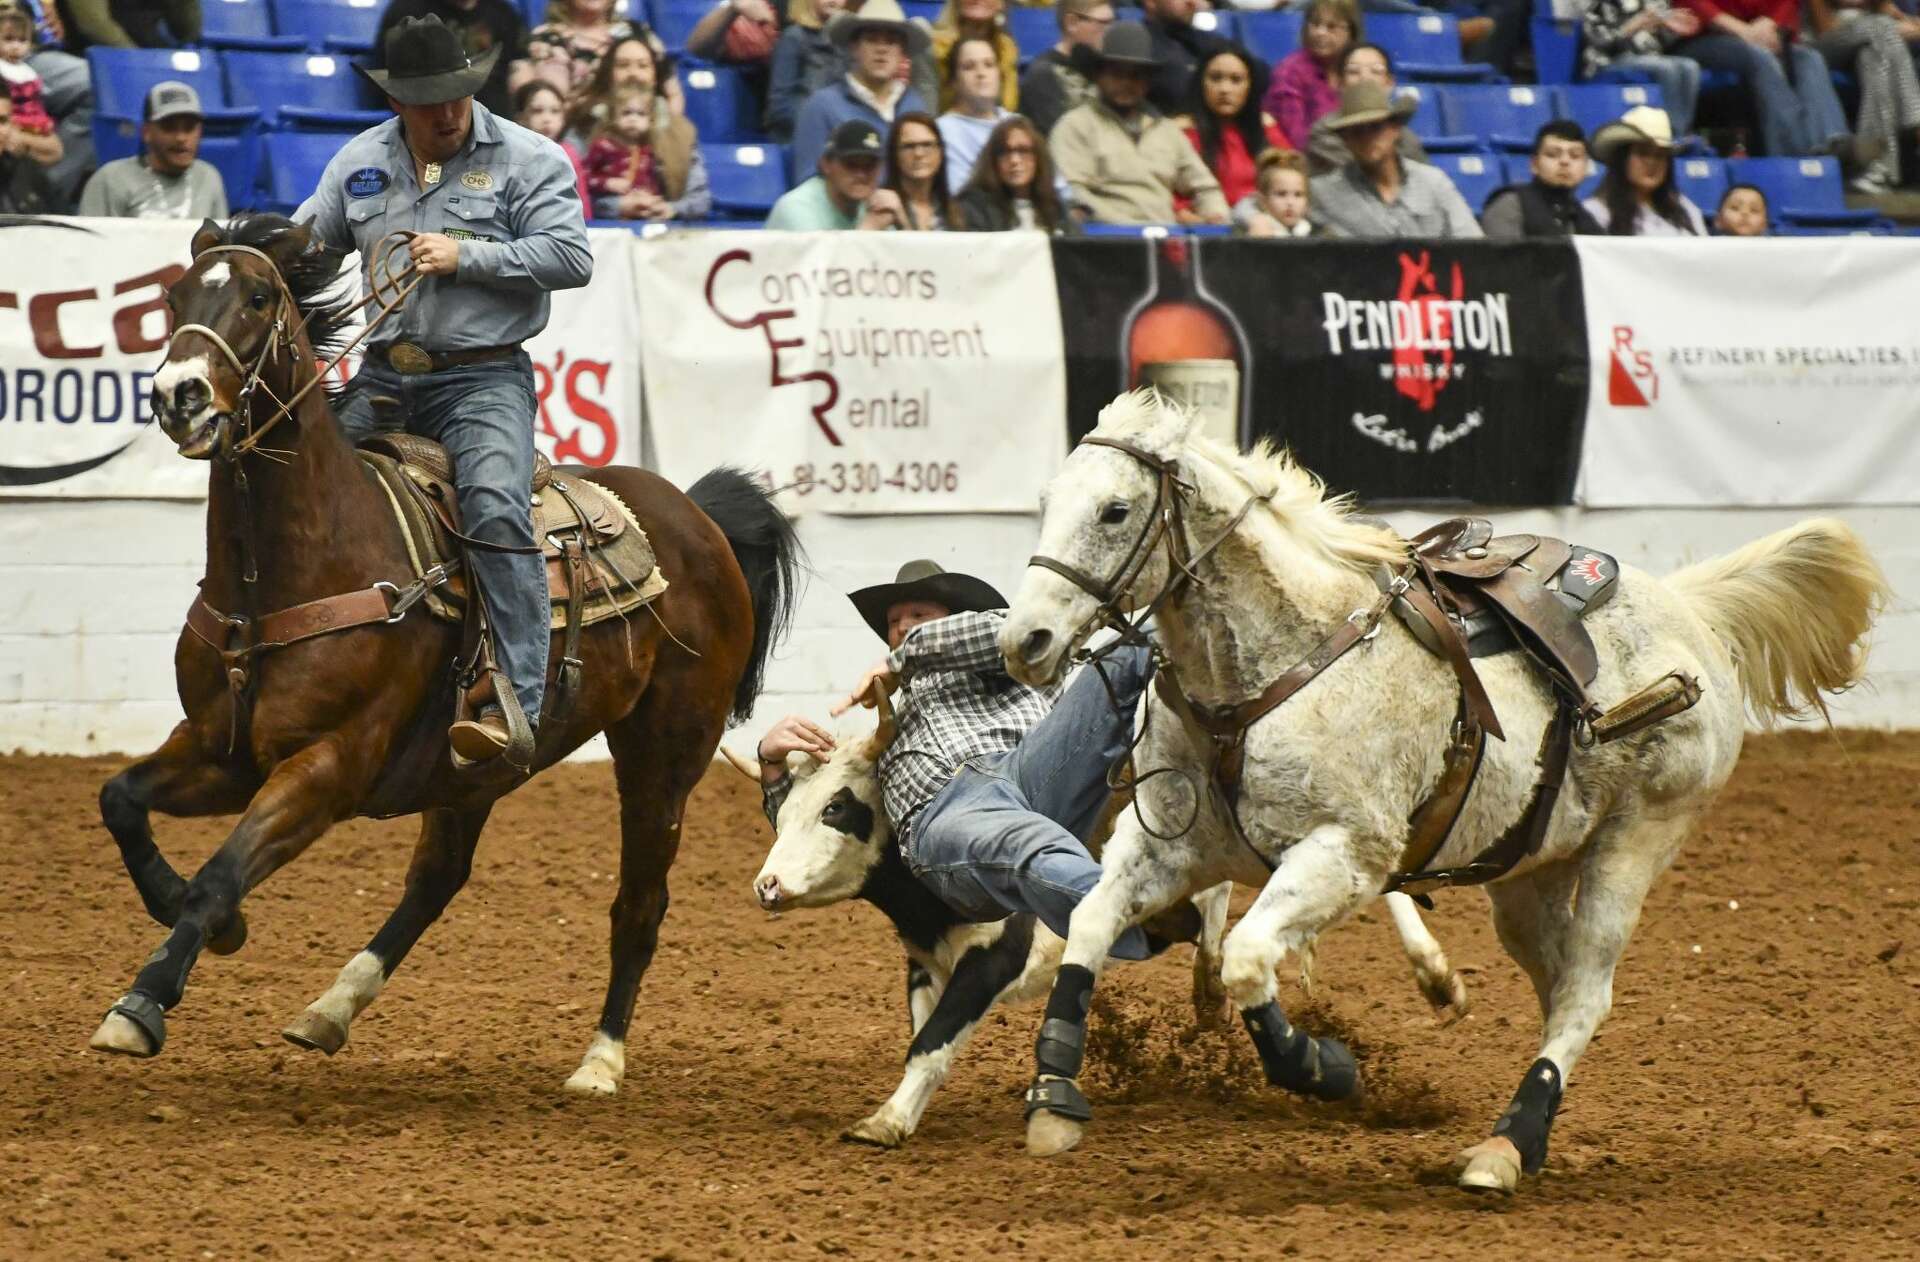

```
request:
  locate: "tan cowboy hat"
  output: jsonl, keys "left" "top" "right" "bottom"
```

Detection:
{"left": 1324, "top": 80, "right": 1416, "bottom": 131}
{"left": 848, "top": 560, "right": 1006, "bottom": 641}
{"left": 358, "top": 15, "right": 498, "bottom": 106}
{"left": 1590, "top": 106, "right": 1678, "bottom": 162}
{"left": 827, "top": 0, "right": 933, "bottom": 57}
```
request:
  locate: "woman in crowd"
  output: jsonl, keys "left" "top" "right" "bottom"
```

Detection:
{"left": 883, "top": 111, "right": 956, "bottom": 228}
{"left": 930, "top": 0, "right": 1020, "bottom": 112}
{"left": 564, "top": 33, "right": 684, "bottom": 149}
{"left": 1264, "top": 0, "right": 1359, "bottom": 150}
{"left": 1806, "top": 0, "right": 1920, "bottom": 190}
{"left": 955, "top": 114, "right": 1074, "bottom": 232}
{"left": 766, "top": 0, "right": 852, "bottom": 141}
{"left": 1579, "top": 0, "right": 1702, "bottom": 135}
{"left": 513, "top": 79, "right": 591, "bottom": 211}
{"left": 583, "top": 81, "right": 712, "bottom": 223}
{"left": 1242, "top": 148, "right": 1317, "bottom": 237}
{"left": 1583, "top": 106, "right": 1708, "bottom": 234}
{"left": 1714, "top": 181, "right": 1771, "bottom": 233}
{"left": 515, "top": 0, "right": 670, "bottom": 102}
{"left": 937, "top": 35, "right": 1013, "bottom": 192}
{"left": 1183, "top": 45, "right": 1288, "bottom": 208}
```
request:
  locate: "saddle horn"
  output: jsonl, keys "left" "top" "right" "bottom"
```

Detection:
{"left": 718, "top": 744, "right": 761, "bottom": 781}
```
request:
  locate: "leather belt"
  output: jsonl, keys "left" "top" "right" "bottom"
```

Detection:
{"left": 371, "top": 341, "right": 523, "bottom": 375}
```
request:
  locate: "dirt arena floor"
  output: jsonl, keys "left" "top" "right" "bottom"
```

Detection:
{"left": 2, "top": 730, "right": 1916, "bottom": 1260}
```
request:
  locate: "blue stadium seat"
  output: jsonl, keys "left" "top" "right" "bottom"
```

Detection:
{"left": 1727, "top": 155, "right": 1877, "bottom": 226}
{"left": 224, "top": 51, "right": 383, "bottom": 128}
{"left": 271, "top": 0, "right": 383, "bottom": 52}
{"left": 1427, "top": 149, "right": 1502, "bottom": 212}
{"left": 87, "top": 48, "right": 261, "bottom": 165}
{"left": 900, "top": 0, "right": 944, "bottom": 23}
{"left": 1370, "top": 12, "right": 1497, "bottom": 82}
{"left": 1238, "top": 11, "right": 1302, "bottom": 64}
{"left": 1531, "top": 18, "right": 1577, "bottom": 85}
{"left": 1671, "top": 154, "right": 1728, "bottom": 212}
{"left": 198, "top": 133, "right": 264, "bottom": 208}
{"left": 651, "top": 0, "right": 712, "bottom": 52}
{"left": 1560, "top": 82, "right": 1663, "bottom": 143}
{"left": 682, "top": 63, "right": 764, "bottom": 142}
{"left": 199, "top": 0, "right": 303, "bottom": 50}
{"left": 703, "top": 142, "right": 791, "bottom": 216}
{"left": 1006, "top": 7, "right": 1058, "bottom": 63}
{"left": 1443, "top": 83, "right": 1556, "bottom": 150}
{"left": 1398, "top": 84, "right": 1476, "bottom": 150}
{"left": 265, "top": 130, "right": 355, "bottom": 214}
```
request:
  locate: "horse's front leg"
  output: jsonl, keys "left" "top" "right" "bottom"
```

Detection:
{"left": 90, "top": 740, "right": 356, "bottom": 1058}
{"left": 1219, "top": 824, "right": 1373, "bottom": 1103}
{"left": 99, "top": 722, "right": 253, "bottom": 944}
{"left": 1384, "top": 890, "right": 1470, "bottom": 1021}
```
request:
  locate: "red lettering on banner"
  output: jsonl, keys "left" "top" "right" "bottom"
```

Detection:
{"left": 112, "top": 265, "right": 187, "bottom": 354}
{"left": 1608, "top": 326, "right": 1657, "bottom": 407}
{"left": 703, "top": 248, "right": 842, "bottom": 445}
{"left": 29, "top": 289, "right": 105, "bottom": 359}
{"left": 534, "top": 349, "right": 619, "bottom": 467}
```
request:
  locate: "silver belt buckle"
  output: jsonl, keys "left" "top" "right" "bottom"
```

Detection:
{"left": 387, "top": 341, "right": 434, "bottom": 374}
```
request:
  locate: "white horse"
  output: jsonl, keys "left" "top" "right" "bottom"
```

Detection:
{"left": 998, "top": 390, "right": 1886, "bottom": 1193}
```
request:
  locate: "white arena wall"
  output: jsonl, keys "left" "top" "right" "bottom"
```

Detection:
{"left": 1, "top": 499, "right": 1914, "bottom": 759}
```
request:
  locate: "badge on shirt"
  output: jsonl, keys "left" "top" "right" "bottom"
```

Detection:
{"left": 461, "top": 170, "right": 494, "bottom": 190}
{"left": 443, "top": 228, "right": 495, "bottom": 243}
{"left": 345, "top": 167, "right": 389, "bottom": 198}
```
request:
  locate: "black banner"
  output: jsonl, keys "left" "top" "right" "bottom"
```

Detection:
{"left": 1053, "top": 238, "right": 1589, "bottom": 505}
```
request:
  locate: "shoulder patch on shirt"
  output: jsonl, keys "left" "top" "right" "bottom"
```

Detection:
{"left": 461, "top": 169, "right": 494, "bottom": 190}
{"left": 345, "top": 167, "right": 389, "bottom": 198}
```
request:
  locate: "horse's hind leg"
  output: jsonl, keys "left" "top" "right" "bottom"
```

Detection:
{"left": 1455, "top": 816, "right": 1689, "bottom": 1196}
{"left": 283, "top": 806, "right": 491, "bottom": 1055}
{"left": 100, "top": 723, "right": 252, "bottom": 943}
{"left": 1190, "top": 881, "right": 1232, "bottom": 1028}
{"left": 1384, "top": 890, "right": 1470, "bottom": 1021}
{"left": 562, "top": 704, "right": 711, "bottom": 1096}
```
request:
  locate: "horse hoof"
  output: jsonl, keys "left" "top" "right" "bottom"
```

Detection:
{"left": 282, "top": 1009, "right": 348, "bottom": 1056}
{"left": 842, "top": 1113, "right": 908, "bottom": 1148}
{"left": 206, "top": 910, "right": 249, "bottom": 957}
{"left": 1421, "top": 970, "right": 1471, "bottom": 1024}
{"left": 1455, "top": 1137, "right": 1522, "bottom": 1195}
{"left": 1025, "top": 1109, "right": 1084, "bottom": 1157}
{"left": 90, "top": 995, "right": 164, "bottom": 1058}
{"left": 1307, "top": 1037, "right": 1361, "bottom": 1102}
{"left": 562, "top": 1061, "right": 621, "bottom": 1096}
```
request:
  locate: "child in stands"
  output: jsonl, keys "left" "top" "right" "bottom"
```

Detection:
{"left": 584, "top": 85, "right": 663, "bottom": 205}
{"left": 0, "top": 5, "right": 60, "bottom": 166}
{"left": 1242, "top": 148, "right": 1317, "bottom": 237}
{"left": 1713, "top": 181, "right": 1770, "bottom": 235}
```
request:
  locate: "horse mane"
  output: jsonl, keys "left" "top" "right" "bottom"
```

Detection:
{"left": 209, "top": 213, "right": 357, "bottom": 384}
{"left": 1096, "top": 388, "right": 1409, "bottom": 575}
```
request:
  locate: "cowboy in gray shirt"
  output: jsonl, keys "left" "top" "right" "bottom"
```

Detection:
{"left": 296, "top": 15, "right": 591, "bottom": 767}
{"left": 1308, "top": 82, "right": 1482, "bottom": 240}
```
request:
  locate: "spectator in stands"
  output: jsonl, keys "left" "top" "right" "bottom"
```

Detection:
{"left": 931, "top": 0, "right": 1019, "bottom": 112}
{"left": 12, "top": 1, "right": 94, "bottom": 208}
{"left": 1309, "top": 81, "right": 1482, "bottom": 236}
{"left": 791, "top": 0, "right": 932, "bottom": 180}
{"left": 515, "top": 0, "right": 671, "bottom": 101}
{"left": 1807, "top": 0, "right": 1920, "bottom": 191}
{"left": 1265, "top": 0, "right": 1356, "bottom": 150}
{"left": 766, "top": 0, "right": 849, "bottom": 142}
{"left": 1673, "top": 0, "right": 1852, "bottom": 158}
{"left": 766, "top": 116, "right": 907, "bottom": 228}
{"left": 1580, "top": 0, "right": 1702, "bottom": 135}
{"left": 1304, "top": 43, "right": 1425, "bottom": 175}
{"left": 684, "top": 0, "right": 780, "bottom": 77}
{"left": 1138, "top": 0, "right": 1237, "bottom": 116}
{"left": 1241, "top": 147, "right": 1317, "bottom": 236}
{"left": 1714, "top": 179, "right": 1771, "bottom": 232}
{"left": 1480, "top": 119, "right": 1604, "bottom": 237}
{"left": 0, "top": 89, "right": 53, "bottom": 212}
{"left": 78, "top": 80, "right": 225, "bottom": 219}
{"left": 377, "top": 0, "right": 528, "bottom": 117}
{"left": 1184, "top": 45, "right": 1287, "bottom": 207}
{"left": 937, "top": 35, "right": 1012, "bottom": 190}
{"left": 564, "top": 34, "right": 684, "bottom": 147}
{"left": 0, "top": 5, "right": 60, "bottom": 167}
{"left": 955, "top": 113, "right": 1075, "bottom": 230}
{"left": 1052, "top": 20, "right": 1228, "bottom": 223}
{"left": 883, "top": 110, "right": 956, "bottom": 226}
{"left": 50, "top": 0, "right": 197, "bottom": 49}
{"left": 586, "top": 83, "right": 711, "bottom": 222}
{"left": 1583, "top": 105, "right": 1708, "bottom": 233}
{"left": 1447, "top": 0, "right": 1527, "bottom": 78}
{"left": 514, "top": 79, "right": 590, "bottom": 211}
{"left": 1019, "top": 0, "right": 1110, "bottom": 135}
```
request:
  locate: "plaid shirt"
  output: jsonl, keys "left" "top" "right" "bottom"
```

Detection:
{"left": 763, "top": 610, "right": 1061, "bottom": 845}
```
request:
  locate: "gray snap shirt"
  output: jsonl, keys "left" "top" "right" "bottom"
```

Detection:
{"left": 295, "top": 103, "right": 593, "bottom": 352}
{"left": 1309, "top": 158, "right": 1485, "bottom": 240}
{"left": 79, "top": 156, "right": 228, "bottom": 221}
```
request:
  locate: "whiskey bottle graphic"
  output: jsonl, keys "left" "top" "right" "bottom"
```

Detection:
{"left": 1122, "top": 235, "right": 1252, "bottom": 449}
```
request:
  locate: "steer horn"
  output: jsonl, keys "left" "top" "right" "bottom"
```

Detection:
{"left": 862, "top": 679, "right": 899, "bottom": 758}
{"left": 718, "top": 745, "right": 761, "bottom": 781}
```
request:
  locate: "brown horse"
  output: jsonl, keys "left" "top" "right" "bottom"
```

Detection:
{"left": 89, "top": 214, "right": 800, "bottom": 1097}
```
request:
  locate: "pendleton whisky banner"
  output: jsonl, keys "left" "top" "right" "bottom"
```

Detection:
{"left": 1053, "top": 238, "right": 1591, "bottom": 506}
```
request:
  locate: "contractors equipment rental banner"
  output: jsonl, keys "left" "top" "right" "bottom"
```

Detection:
{"left": 1575, "top": 237, "right": 1920, "bottom": 507}
{"left": 635, "top": 231, "right": 1067, "bottom": 514}
{"left": 0, "top": 219, "right": 644, "bottom": 499}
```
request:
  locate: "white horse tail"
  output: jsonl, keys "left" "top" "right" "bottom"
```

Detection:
{"left": 1666, "top": 517, "right": 1889, "bottom": 723}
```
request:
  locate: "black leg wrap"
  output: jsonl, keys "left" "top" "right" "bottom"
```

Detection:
{"left": 1035, "top": 964, "right": 1095, "bottom": 1078}
{"left": 1490, "top": 1058, "right": 1563, "bottom": 1175}
{"left": 130, "top": 923, "right": 205, "bottom": 1011}
{"left": 106, "top": 992, "right": 166, "bottom": 1055}
{"left": 1025, "top": 1075, "right": 1092, "bottom": 1122}
{"left": 1241, "top": 1003, "right": 1360, "bottom": 1102}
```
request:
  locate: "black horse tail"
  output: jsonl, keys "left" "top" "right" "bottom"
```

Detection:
{"left": 688, "top": 468, "right": 804, "bottom": 725}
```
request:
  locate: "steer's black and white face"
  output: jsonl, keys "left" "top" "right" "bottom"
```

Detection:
{"left": 753, "top": 739, "right": 892, "bottom": 912}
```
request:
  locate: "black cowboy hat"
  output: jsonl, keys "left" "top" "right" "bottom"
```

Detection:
{"left": 359, "top": 15, "right": 498, "bottom": 107}
{"left": 1069, "top": 20, "right": 1161, "bottom": 80}
{"left": 849, "top": 560, "right": 1007, "bottom": 642}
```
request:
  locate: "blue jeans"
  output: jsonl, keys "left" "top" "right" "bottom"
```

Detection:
{"left": 1680, "top": 34, "right": 1849, "bottom": 155}
{"left": 1598, "top": 55, "right": 1703, "bottom": 136}
{"left": 907, "top": 643, "right": 1157, "bottom": 961}
{"left": 335, "top": 353, "right": 549, "bottom": 727}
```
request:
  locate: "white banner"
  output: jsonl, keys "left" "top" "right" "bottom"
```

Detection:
{"left": 1575, "top": 238, "right": 1920, "bottom": 507}
{"left": 0, "top": 220, "right": 644, "bottom": 499}
{"left": 635, "top": 231, "right": 1067, "bottom": 514}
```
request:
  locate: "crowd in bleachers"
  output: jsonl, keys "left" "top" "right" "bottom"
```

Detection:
{"left": 2, "top": 0, "right": 1917, "bottom": 235}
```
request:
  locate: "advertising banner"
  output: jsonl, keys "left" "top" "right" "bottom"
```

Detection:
{"left": 1575, "top": 237, "right": 1920, "bottom": 507}
{"left": 635, "top": 231, "right": 1067, "bottom": 514}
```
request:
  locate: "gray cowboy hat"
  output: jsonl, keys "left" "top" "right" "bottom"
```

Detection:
{"left": 826, "top": 0, "right": 933, "bottom": 57}
{"left": 1324, "top": 80, "right": 1417, "bottom": 131}
{"left": 1069, "top": 20, "right": 1161, "bottom": 78}
{"left": 849, "top": 560, "right": 1006, "bottom": 641}
{"left": 359, "top": 15, "right": 499, "bottom": 106}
